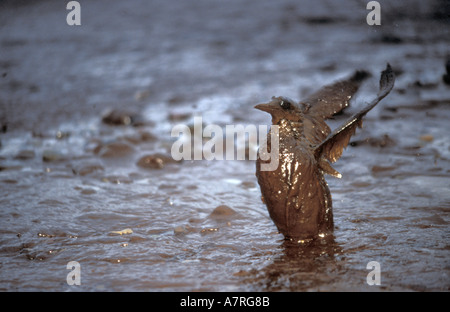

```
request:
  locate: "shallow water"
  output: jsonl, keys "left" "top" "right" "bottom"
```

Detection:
{"left": 0, "top": 0, "right": 449, "bottom": 291}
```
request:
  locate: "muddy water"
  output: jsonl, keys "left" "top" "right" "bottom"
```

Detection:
{"left": 0, "top": 0, "right": 449, "bottom": 291}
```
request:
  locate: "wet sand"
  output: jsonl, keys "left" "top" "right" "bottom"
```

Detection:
{"left": 0, "top": 0, "right": 449, "bottom": 291}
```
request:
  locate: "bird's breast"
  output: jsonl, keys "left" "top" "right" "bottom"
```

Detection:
{"left": 256, "top": 134, "right": 332, "bottom": 239}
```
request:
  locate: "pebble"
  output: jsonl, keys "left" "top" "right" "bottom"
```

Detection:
{"left": 350, "top": 134, "right": 396, "bottom": 148}
{"left": 14, "top": 150, "right": 35, "bottom": 160}
{"left": 240, "top": 181, "right": 256, "bottom": 189}
{"left": 174, "top": 225, "right": 193, "bottom": 235}
{"left": 419, "top": 134, "right": 434, "bottom": 142}
{"left": 200, "top": 228, "right": 219, "bottom": 234}
{"left": 208, "top": 205, "right": 236, "bottom": 219}
{"left": 102, "top": 109, "right": 145, "bottom": 127}
{"left": 95, "top": 141, "right": 134, "bottom": 158}
{"left": 80, "top": 188, "right": 96, "bottom": 195}
{"left": 55, "top": 130, "right": 70, "bottom": 140}
{"left": 42, "top": 150, "right": 66, "bottom": 162}
{"left": 137, "top": 153, "right": 180, "bottom": 169}
{"left": 72, "top": 160, "right": 104, "bottom": 176}
{"left": 109, "top": 228, "right": 133, "bottom": 235}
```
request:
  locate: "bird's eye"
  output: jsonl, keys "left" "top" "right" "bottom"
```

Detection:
{"left": 280, "top": 100, "right": 291, "bottom": 110}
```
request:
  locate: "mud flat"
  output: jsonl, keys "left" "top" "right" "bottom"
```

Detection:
{"left": 0, "top": 0, "right": 449, "bottom": 291}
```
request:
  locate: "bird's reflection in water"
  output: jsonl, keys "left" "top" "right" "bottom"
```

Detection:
{"left": 244, "top": 235, "right": 346, "bottom": 291}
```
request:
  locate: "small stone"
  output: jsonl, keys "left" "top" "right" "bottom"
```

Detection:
{"left": 419, "top": 134, "right": 434, "bottom": 142}
{"left": 208, "top": 205, "right": 236, "bottom": 219}
{"left": 139, "top": 131, "right": 157, "bottom": 142}
{"left": 109, "top": 228, "right": 133, "bottom": 235}
{"left": 137, "top": 153, "right": 180, "bottom": 169}
{"left": 95, "top": 141, "right": 134, "bottom": 158}
{"left": 72, "top": 160, "right": 104, "bottom": 176}
{"left": 55, "top": 130, "right": 70, "bottom": 139}
{"left": 128, "top": 236, "right": 146, "bottom": 243}
{"left": 80, "top": 188, "right": 96, "bottom": 195}
{"left": 102, "top": 109, "right": 145, "bottom": 126}
{"left": 42, "top": 150, "right": 66, "bottom": 162}
{"left": 14, "top": 150, "right": 35, "bottom": 160}
{"left": 174, "top": 225, "right": 189, "bottom": 235}
{"left": 174, "top": 225, "right": 197, "bottom": 236}
{"left": 200, "top": 228, "right": 219, "bottom": 234}
{"left": 240, "top": 181, "right": 256, "bottom": 189}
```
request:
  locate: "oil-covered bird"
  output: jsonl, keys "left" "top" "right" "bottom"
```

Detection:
{"left": 255, "top": 64, "right": 395, "bottom": 242}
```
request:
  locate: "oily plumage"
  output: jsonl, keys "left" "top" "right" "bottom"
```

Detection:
{"left": 255, "top": 64, "right": 395, "bottom": 242}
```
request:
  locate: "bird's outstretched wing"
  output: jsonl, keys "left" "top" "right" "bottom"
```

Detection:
{"left": 314, "top": 64, "right": 395, "bottom": 166}
{"left": 301, "top": 70, "right": 370, "bottom": 119}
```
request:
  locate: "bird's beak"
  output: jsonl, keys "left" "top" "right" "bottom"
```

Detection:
{"left": 254, "top": 103, "right": 274, "bottom": 113}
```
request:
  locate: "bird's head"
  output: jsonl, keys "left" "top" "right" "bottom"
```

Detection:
{"left": 254, "top": 96, "right": 302, "bottom": 125}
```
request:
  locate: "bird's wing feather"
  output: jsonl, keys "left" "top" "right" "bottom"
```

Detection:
{"left": 314, "top": 64, "right": 395, "bottom": 163}
{"left": 301, "top": 70, "right": 370, "bottom": 120}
